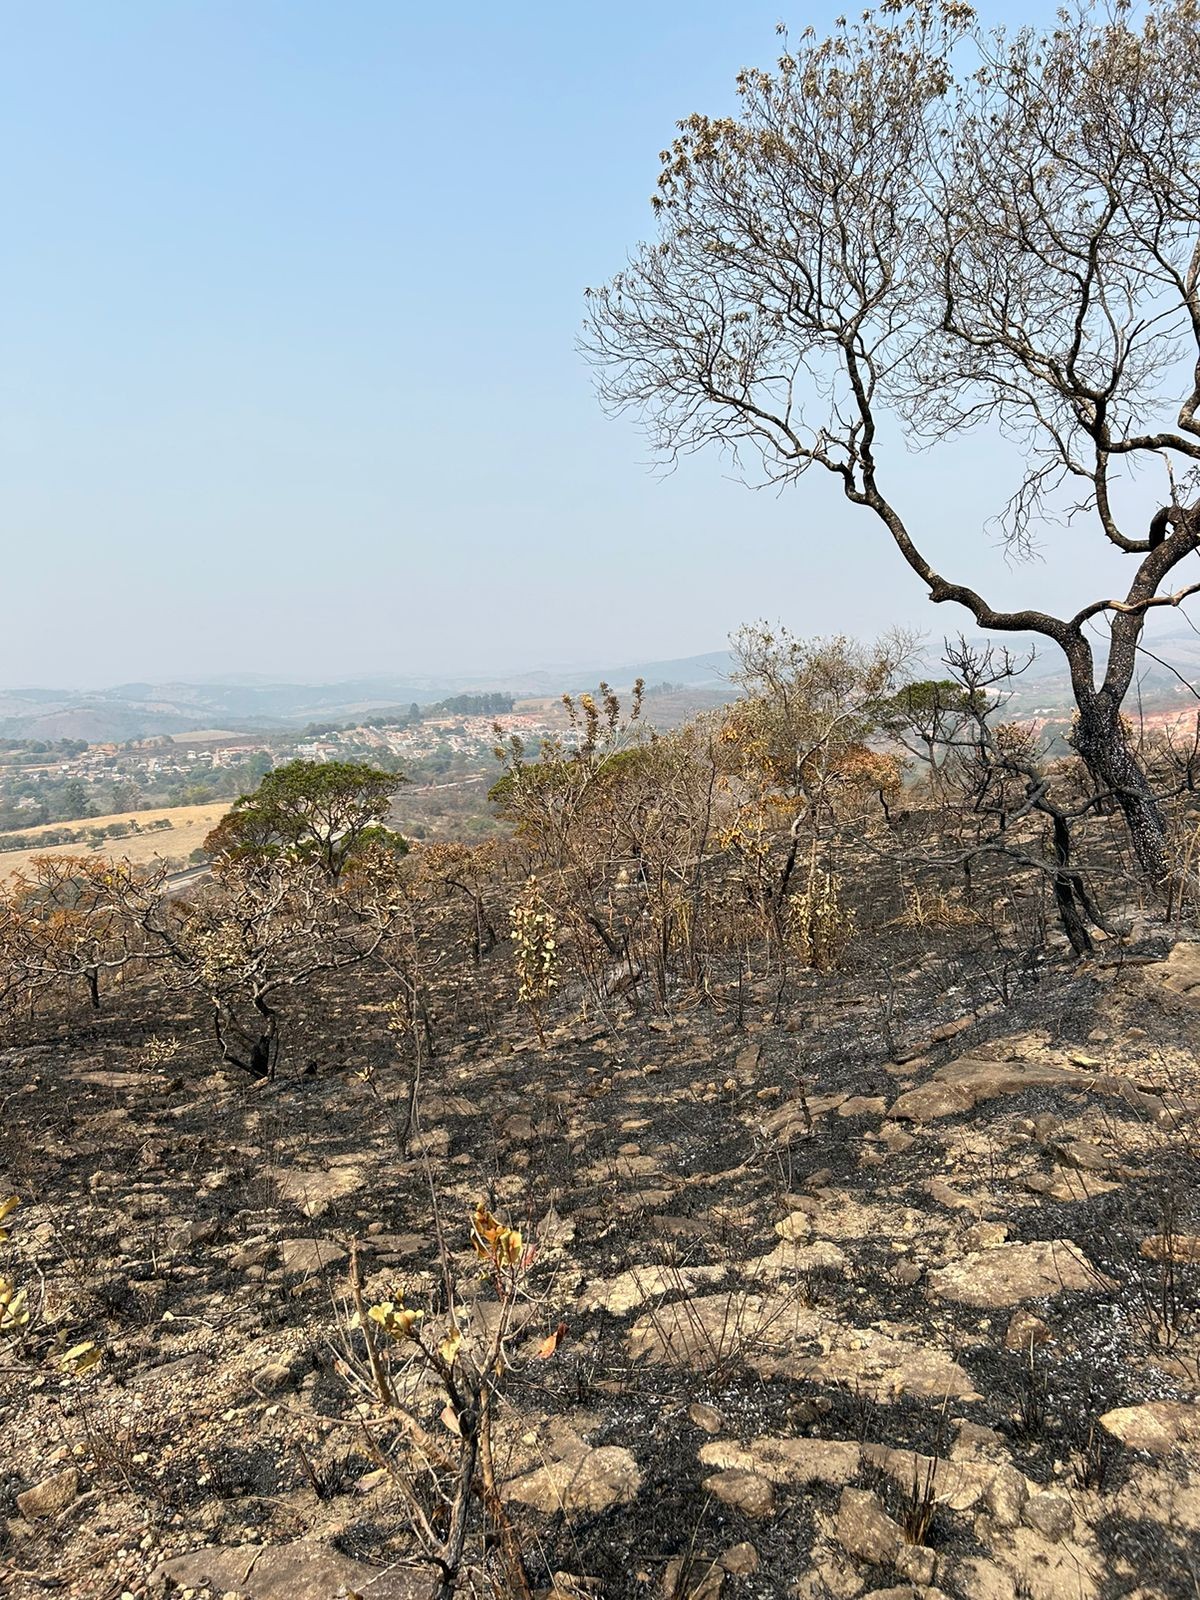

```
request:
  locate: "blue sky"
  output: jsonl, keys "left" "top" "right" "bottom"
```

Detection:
{"left": 0, "top": 0, "right": 1140, "bottom": 687}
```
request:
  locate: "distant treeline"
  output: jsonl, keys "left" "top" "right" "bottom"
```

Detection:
{"left": 0, "top": 816, "right": 175, "bottom": 855}
{"left": 0, "top": 738, "right": 90, "bottom": 761}
{"left": 303, "top": 693, "right": 516, "bottom": 736}
{"left": 431, "top": 693, "right": 516, "bottom": 717}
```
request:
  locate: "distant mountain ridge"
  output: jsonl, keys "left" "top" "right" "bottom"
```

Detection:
{"left": 5, "top": 629, "right": 1197, "bottom": 742}
{"left": 0, "top": 651, "right": 738, "bottom": 741}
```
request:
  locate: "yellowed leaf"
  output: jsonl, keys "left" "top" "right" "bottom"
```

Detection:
{"left": 59, "top": 1341, "right": 101, "bottom": 1376}
{"left": 439, "top": 1323, "right": 463, "bottom": 1366}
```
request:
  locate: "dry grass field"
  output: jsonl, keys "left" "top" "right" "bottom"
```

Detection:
{"left": 0, "top": 801, "right": 229, "bottom": 881}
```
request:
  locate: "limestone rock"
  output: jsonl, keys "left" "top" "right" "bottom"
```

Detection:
{"left": 1100, "top": 1400, "right": 1200, "bottom": 1457}
{"left": 1151, "top": 940, "right": 1200, "bottom": 1005}
{"left": 861, "top": 1444, "right": 1014, "bottom": 1515}
{"left": 17, "top": 1468, "right": 79, "bottom": 1520}
{"left": 1004, "top": 1309, "right": 1051, "bottom": 1351}
{"left": 700, "top": 1437, "right": 861, "bottom": 1487}
{"left": 837, "top": 1096, "right": 888, "bottom": 1118}
{"left": 895, "top": 1544, "right": 937, "bottom": 1586}
{"left": 253, "top": 1360, "right": 299, "bottom": 1395}
{"left": 274, "top": 1160, "right": 364, "bottom": 1218}
{"left": 663, "top": 1555, "right": 723, "bottom": 1599}
{"left": 151, "top": 1539, "right": 425, "bottom": 1598}
{"left": 277, "top": 1237, "right": 347, "bottom": 1277}
{"left": 632, "top": 1292, "right": 977, "bottom": 1402}
{"left": 836, "top": 1487, "right": 902, "bottom": 1565}
{"left": 688, "top": 1402, "right": 724, "bottom": 1434}
{"left": 504, "top": 1444, "right": 641, "bottom": 1514}
{"left": 749, "top": 1239, "right": 850, "bottom": 1280}
{"left": 720, "top": 1543, "right": 759, "bottom": 1575}
{"left": 859, "top": 1589, "right": 953, "bottom": 1600}
{"left": 582, "top": 1263, "right": 726, "bottom": 1315}
{"left": 703, "top": 1468, "right": 776, "bottom": 1519}
{"left": 983, "top": 1465, "right": 1029, "bottom": 1529}
{"left": 1023, "top": 1489, "right": 1074, "bottom": 1542}
{"left": 1139, "top": 1233, "right": 1200, "bottom": 1263}
{"left": 888, "top": 1054, "right": 1128, "bottom": 1123}
{"left": 775, "top": 1211, "right": 813, "bottom": 1241}
{"left": 926, "top": 1240, "right": 1103, "bottom": 1307}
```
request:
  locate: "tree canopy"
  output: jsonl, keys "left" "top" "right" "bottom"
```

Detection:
{"left": 205, "top": 759, "right": 407, "bottom": 880}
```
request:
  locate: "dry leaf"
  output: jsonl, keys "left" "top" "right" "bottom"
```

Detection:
{"left": 537, "top": 1321, "right": 568, "bottom": 1359}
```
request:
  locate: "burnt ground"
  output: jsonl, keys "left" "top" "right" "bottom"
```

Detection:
{"left": 2, "top": 915, "right": 1200, "bottom": 1600}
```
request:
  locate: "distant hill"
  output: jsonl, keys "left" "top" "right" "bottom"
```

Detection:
{"left": 4, "top": 629, "right": 1194, "bottom": 743}
{"left": 0, "top": 651, "right": 739, "bottom": 741}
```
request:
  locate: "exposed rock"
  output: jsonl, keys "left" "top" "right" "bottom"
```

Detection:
{"left": 734, "top": 1043, "right": 761, "bottom": 1078}
{"left": 274, "top": 1159, "right": 364, "bottom": 1218}
{"left": 759, "top": 1093, "right": 849, "bottom": 1141}
{"left": 151, "top": 1538, "right": 425, "bottom": 1598}
{"left": 580, "top": 1150, "right": 668, "bottom": 1184}
{"left": 663, "top": 1555, "right": 723, "bottom": 1599}
{"left": 699, "top": 1437, "right": 861, "bottom": 1487}
{"left": 504, "top": 1443, "right": 641, "bottom": 1514}
{"left": 166, "top": 1216, "right": 219, "bottom": 1251}
{"left": 927, "top": 1240, "right": 1103, "bottom": 1307}
{"left": 1150, "top": 940, "right": 1200, "bottom": 1005}
{"left": 1023, "top": 1489, "right": 1074, "bottom": 1542}
{"left": 581, "top": 1263, "right": 726, "bottom": 1315}
{"left": 16, "top": 1468, "right": 80, "bottom": 1520}
{"left": 408, "top": 1126, "right": 450, "bottom": 1157}
{"left": 253, "top": 1360, "right": 299, "bottom": 1395}
{"left": 632, "top": 1293, "right": 977, "bottom": 1402}
{"left": 950, "top": 1420, "right": 1007, "bottom": 1461}
{"left": 836, "top": 1486, "right": 902, "bottom": 1565}
{"left": 1139, "top": 1232, "right": 1200, "bottom": 1263}
{"left": 720, "top": 1543, "right": 759, "bottom": 1575}
{"left": 1100, "top": 1399, "right": 1200, "bottom": 1457}
{"left": 807, "top": 1192, "right": 930, "bottom": 1243}
{"left": 231, "top": 1238, "right": 276, "bottom": 1271}
{"left": 702, "top": 1468, "right": 776, "bottom": 1519}
{"left": 775, "top": 1211, "right": 813, "bottom": 1240}
{"left": 627, "top": 1290, "right": 783, "bottom": 1369}
{"left": 837, "top": 1096, "right": 888, "bottom": 1118}
{"left": 859, "top": 1589, "right": 952, "bottom": 1600}
{"left": 757, "top": 1321, "right": 979, "bottom": 1403}
{"left": 895, "top": 1544, "right": 937, "bottom": 1586}
{"left": 924, "top": 1179, "right": 982, "bottom": 1213}
{"left": 963, "top": 1221, "right": 1007, "bottom": 1250}
{"left": 1004, "top": 1309, "right": 1051, "bottom": 1351}
{"left": 888, "top": 1053, "right": 1138, "bottom": 1123}
{"left": 277, "top": 1237, "right": 347, "bottom": 1276}
{"left": 748, "top": 1238, "right": 850, "bottom": 1279}
{"left": 688, "top": 1402, "right": 723, "bottom": 1434}
{"left": 932, "top": 1015, "right": 975, "bottom": 1042}
{"left": 788, "top": 1558, "right": 867, "bottom": 1598}
{"left": 861, "top": 1444, "right": 1017, "bottom": 1514}
{"left": 1053, "top": 1138, "right": 1118, "bottom": 1174}
{"left": 983, "top": 1465, "right": 1029, "bottom": 1529}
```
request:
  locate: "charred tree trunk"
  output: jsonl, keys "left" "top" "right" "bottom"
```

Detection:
{"left": 1072, "top": 692, "right": 1168, "bottom": 883}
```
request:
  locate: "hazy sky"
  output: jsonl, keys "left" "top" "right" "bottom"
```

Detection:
{"left": 0, "top": 0, "right": 1148, "bottom": 688}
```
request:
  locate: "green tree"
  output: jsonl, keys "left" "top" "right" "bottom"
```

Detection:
{"left": 872, "top": 678, "right": 982, "bottom": 795}
{"left": 61, "top": 780, "right": 91, "bottom": 820}
{"left": 205, "top": 759, "right": 407, "bottom": 880}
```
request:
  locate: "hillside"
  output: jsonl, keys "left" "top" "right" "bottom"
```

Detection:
{"left": 0, "top": 654, "right": 739, "bottom": 743}
{"left": 2, "top": 904, "right": 1198, "bottom": 1598}
{"left": 0, "top": 802, "right": 228, "bottom": 881}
